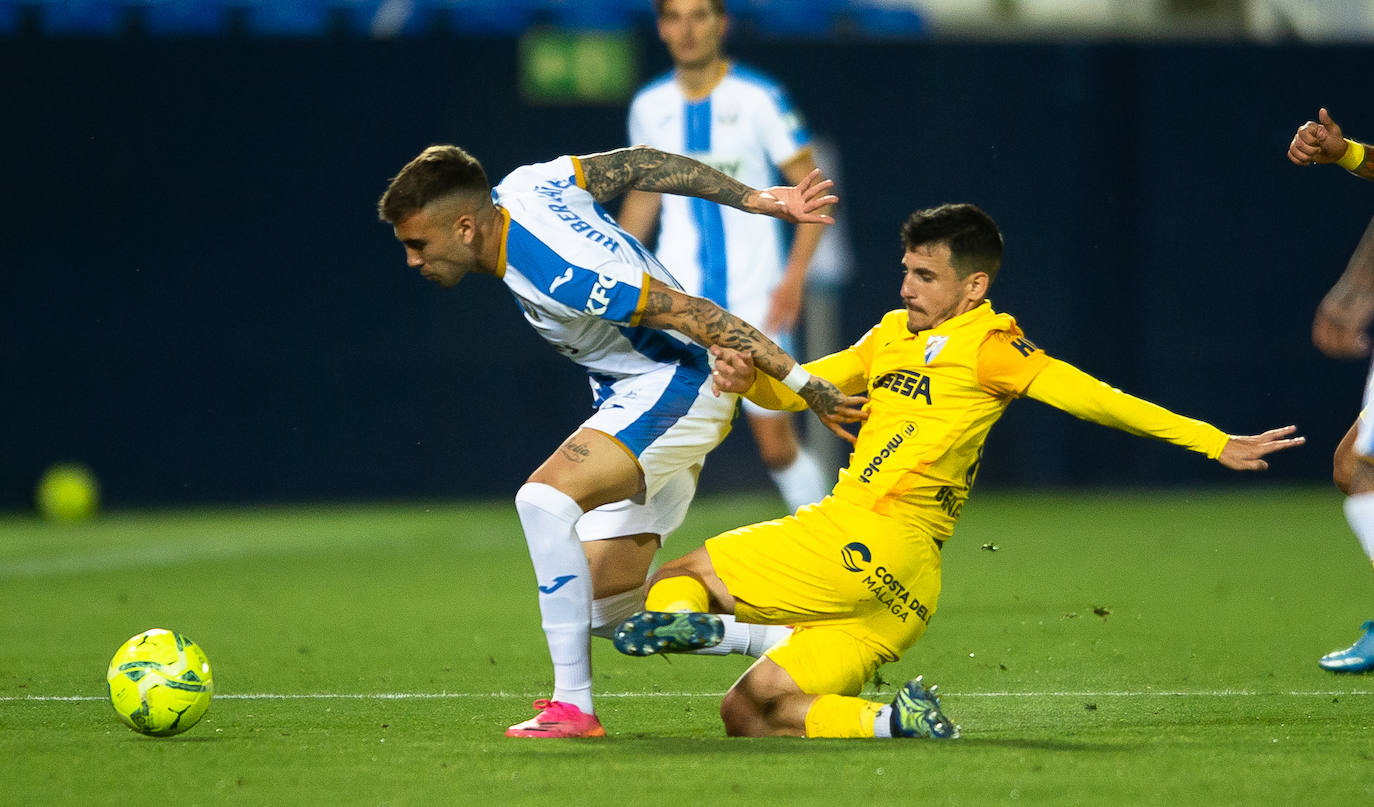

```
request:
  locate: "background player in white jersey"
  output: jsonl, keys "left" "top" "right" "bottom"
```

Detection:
{"left": 377, "top": 143, "right": 864, "bottom": 738}
{"left": 618, "top": 0, "right": 831, "bottom": 514}
{"left": 1288, "top": 108, "right": 1374, "bottom": 671}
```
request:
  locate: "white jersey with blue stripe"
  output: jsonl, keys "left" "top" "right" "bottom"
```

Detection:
{"left": 627, "top": 62, "right": 810, "bottom": 317}
{"left": 492, "top": 155, "right": 710, "bottom": 397}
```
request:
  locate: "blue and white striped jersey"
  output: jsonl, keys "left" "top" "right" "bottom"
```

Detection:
{"left": 492, "top": 155, "right": 709, "bottom": 396}
{"left": 627, "top": 62, "right": 810, "bottom": 320}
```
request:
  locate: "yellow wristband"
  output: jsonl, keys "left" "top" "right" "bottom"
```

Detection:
{"left": 1338, "top": 139, "right": 1366, "bottom": 172}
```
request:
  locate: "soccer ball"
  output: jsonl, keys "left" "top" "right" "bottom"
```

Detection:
{"left": 106, "top": 629, "right": 214, "bottom": 737}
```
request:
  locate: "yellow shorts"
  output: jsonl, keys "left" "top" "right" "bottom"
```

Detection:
{"left": 704, "top": 495, "right": 942, "bottom": 695}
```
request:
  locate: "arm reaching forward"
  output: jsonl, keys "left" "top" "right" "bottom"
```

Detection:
{"left": 578, "top": 146, "right": 837, "bottom": 224}
{"left": 1024, "top": 359, "right": 1304, "bottom": 470}
{"left": 639, "top": 280, "right": 865, "bottom": 442}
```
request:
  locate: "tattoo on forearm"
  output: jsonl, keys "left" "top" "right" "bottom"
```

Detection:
{"left": 582, "top": 147, "right": 751, "bottom": 209}
{"left": 800, "top": 376, "right": 847, "bottom": 416}
{"left": 1357, "top": 153, "right": 1374, "bottom": 182}
{"left": 644, "top": 292, "right": 787, "bottom": 377}
{"left": 1320, "top": 217, "right": 1374, "bottom": 328}
{"left": 641, "top": 285, "right": 848, "bottom": 419}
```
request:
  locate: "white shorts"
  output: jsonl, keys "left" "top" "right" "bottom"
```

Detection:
{"left": 576, "top": 464, "right": 699, "bottom": 543}
{"left": 1356, "top": 366, "right": 1374, "bottom": 459}
{"left": 576, "top": 361, "right": 736, "bottom": 542}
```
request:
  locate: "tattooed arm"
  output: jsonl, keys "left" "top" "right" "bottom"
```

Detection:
{"left": 638, "top": 278, "right": 865, "bottom": 441}
{"left": 1314, "top": 213, "right": 1374, "bottom": 358}
{"left": 579, "top": 146, "right": 836, "bottom": 224}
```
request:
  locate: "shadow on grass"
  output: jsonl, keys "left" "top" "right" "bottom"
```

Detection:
{"left": 497, "top": 735, "right": 1133, "bottom": 754}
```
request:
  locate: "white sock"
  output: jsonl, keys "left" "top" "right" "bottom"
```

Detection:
{"left": 1345, "top": 492, "right": 1374, "bottom": 564}
{"left": 745, "top": 623, "right": 793, "bottom": 658}
{"left": 691, "top": 618, "right": 792, "bottom": 657}
{"left": 693, "top": 613, "right": 751, "bottom": 655}
{"left": 591, "top": 588, "right": 644, "bottom": 640}
{"left": 514, "top": 483, "right": 593, "bottom": 714}
{"left": 873, "top": 705, "right": 893, "bottom": 738}
{"left": 769, "top": 449, "right": 829, "bottom": 513}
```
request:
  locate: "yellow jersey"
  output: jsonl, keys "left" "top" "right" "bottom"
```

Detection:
{"left": 746, "top": 301, "right": 1230, "bottom": 543}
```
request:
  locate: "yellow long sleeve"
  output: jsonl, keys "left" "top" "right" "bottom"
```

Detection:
{"left": 1024, "top": 359, "right": 1230, "bottom": 458}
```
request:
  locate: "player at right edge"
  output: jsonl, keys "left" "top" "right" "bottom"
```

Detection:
{"left": 1288, "top": 107, "right": 1374, "bottom": 671}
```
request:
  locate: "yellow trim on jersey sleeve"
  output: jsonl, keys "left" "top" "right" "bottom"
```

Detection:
{"left": 1024, "top": 359, "right": 1230, "bottom": 458}
{"left": 627, "top": 272, "right": 651, "bottom": 327}
{"left": 494, "top": 206, "right": 511, "bottom": 280}
{"left": 570, "top": 155, "right": 587, "bottom": 189}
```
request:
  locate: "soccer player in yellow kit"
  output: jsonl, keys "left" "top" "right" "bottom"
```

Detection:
{"left": 613, "top": 202, "right": 1305, "bottom": 739}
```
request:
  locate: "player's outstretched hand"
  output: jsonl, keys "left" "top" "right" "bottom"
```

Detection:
{"left": 1288, "top": 108, "right": 1348, "bottom": 166}
{"left": 748, "top": 168, "right": 837, "bottom": 225}
{"left": 1217, "top": 425, "right": 1305, "bottom": 470}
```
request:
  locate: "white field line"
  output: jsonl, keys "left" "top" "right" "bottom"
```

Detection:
{"left": 8, "top": 689, "right": 1374, "bottom": 703}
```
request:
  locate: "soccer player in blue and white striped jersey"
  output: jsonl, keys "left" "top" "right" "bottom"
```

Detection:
{"left": 378, "top": 144, "right": 863, "bottom": 737}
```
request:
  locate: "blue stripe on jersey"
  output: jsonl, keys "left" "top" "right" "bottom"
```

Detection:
{"left": 589, "top": 373, "right": 618, "bottom": 407}
{"left": 618, "top": 326, "right": 711, "bottom": 374}
{"left": 612, "top": 362, "right": 707, "bottom": 457}
{"left": 685, "top": 97, "right": 729, "bottom": 307}
{"left": 506, "top": 218, "right": 642, "bottom": 322}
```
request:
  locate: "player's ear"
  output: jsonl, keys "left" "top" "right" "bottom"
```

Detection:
{"left": 965, "top": 272, "right": 989, "bottom": 300}
{"left": 453, "top": 213, "right": 476, "bottom": 244}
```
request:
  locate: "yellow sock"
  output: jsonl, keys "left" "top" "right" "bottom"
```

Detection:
{"left": 646, "top": 575, "right": 710, "bottom": 612}
{"left": 803, "top": 694, "right": 885, "bottom": 738}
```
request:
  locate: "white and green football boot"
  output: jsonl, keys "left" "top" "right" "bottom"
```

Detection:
{"left": 613, "top": 611, "right": 724, "bottom": 656}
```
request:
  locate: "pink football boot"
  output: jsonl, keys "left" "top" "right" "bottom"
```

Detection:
{"left": 505, "top": 699, "right": 606, "bottom": 738}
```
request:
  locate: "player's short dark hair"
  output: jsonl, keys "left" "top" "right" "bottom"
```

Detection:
{"left": 901, "top": 203, "right": 1003, "bottom": 282}
{"left": 377, "top": 145, "right": 490, "bottom": 224}
{"left": 653, "top": 0, "right": 726, "bottom": 16}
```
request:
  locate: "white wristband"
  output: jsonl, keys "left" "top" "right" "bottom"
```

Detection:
{"left": 781, "top": 363, "right": 811, "bottom": 393}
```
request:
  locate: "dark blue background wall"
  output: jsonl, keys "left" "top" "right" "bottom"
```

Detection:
{"left": 3, "top": 35, "right": 1370, "bottom": 507}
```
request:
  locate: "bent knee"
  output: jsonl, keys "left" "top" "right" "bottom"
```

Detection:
{"left": 719, "top": 690, "right": 753, "bottom": 736}
{"left": 720, "top": 689, "right": 772, "bottom": 737}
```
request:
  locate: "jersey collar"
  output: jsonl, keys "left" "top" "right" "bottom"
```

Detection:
{"left": 493, "top": 205, "right": 510, "bottom": 280}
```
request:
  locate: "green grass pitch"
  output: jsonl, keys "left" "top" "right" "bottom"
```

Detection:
{"left": 3, "top": 487, "right": 1373, "bottom": 805}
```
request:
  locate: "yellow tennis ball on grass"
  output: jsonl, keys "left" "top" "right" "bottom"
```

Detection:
{"left": 36, "top": 463, "right": 101, "bottom": 521}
